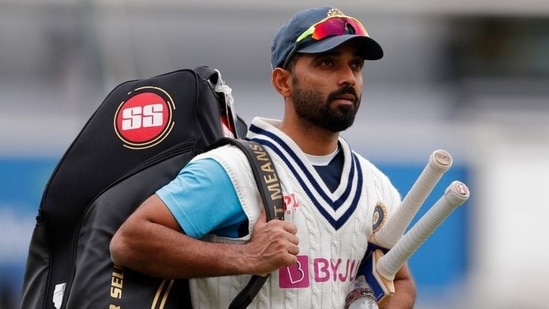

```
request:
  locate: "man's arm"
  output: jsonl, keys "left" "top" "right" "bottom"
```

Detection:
{"left": 379, "top": 263, "right": 416, "bottom": 309}
{"left": 110, "top": 194, "right": 299, "bottom": 279}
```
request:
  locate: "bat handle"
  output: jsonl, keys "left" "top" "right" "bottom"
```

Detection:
{"left": 372, "top": 149, "right": 453, "bottom": 248}
{"left": 377, "top": 181, "right": 470, "bottom": 281}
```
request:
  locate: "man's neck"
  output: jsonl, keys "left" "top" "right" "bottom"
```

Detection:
{"left": 278, "top": 120, "right": 340, "bottom": 156}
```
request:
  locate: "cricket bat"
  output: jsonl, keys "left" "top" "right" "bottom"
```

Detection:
{"left": 364, "top": 180, "right": 470, "bottom": 304}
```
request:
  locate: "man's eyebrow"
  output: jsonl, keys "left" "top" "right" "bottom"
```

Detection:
{"left": 310, "top": 51, "right": 340, "bottom": 61}
{"left": 317, "top": 50, "right": 342, "bottom": 57}
{"left": 315, "top": 48, "right": 363, "bottom": 58}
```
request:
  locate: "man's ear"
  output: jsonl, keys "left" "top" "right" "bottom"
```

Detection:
{"left": 271, "top": 68, "right": 292, "bottom": 97}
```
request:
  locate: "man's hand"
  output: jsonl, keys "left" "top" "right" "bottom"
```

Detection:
{"left": 378, "top": 263, "right": 416, "bottom": 309}
{"left": 242, "top": 210, "right": 299, "bottom": 275}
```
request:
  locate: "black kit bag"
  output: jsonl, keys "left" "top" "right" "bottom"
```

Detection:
{"left": 19, "top": 66, "right": 259, "bottom": 309}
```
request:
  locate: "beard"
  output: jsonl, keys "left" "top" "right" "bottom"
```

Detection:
{"left": 292, "top": 80, "right": 361, "bottom": 132}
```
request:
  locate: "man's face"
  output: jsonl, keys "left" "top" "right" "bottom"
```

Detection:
{"left": 290, "top": 41, "right": 364, "bottom": 133}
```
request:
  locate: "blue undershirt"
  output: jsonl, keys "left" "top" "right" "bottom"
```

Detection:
{"left": 156, "top": 158, "right": 246, "bottom": 239}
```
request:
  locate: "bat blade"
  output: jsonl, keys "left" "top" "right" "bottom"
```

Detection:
{"left": 362, "top": 249, "right": 395, "bottom": 304}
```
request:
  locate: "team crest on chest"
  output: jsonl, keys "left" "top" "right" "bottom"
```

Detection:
{"left": 372, "top": 201, "right": 388, "bottom": 233}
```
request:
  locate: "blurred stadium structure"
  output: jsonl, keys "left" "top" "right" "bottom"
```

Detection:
{"left": 1, "top": 1, "right": 549, "bottom": 308}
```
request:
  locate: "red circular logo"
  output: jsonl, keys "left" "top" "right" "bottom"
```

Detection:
{"left": 114, "top": 87, "right": 175, "bottom": 149}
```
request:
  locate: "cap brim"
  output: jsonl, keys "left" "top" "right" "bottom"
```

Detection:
{"left": 297, "top": 35, "right": 383, "bottom": 60}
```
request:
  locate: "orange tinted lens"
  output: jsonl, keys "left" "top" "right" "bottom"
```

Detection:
{"left": 311, "top": 17, "right": 367, "bottom": 40}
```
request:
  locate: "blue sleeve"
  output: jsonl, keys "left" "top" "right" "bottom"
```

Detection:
{"left": 156, "top": 158, "right": 247, "bottom": 239}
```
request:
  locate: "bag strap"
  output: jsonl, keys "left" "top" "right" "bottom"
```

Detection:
{"left": 209, "top": 138, "right": 284, "bottom": 308}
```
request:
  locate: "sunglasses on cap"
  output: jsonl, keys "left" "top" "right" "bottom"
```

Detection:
{"left": 282, "top": 15, "right": 369, "bottom": 68}
{"left": 297, "top": 15, "right": 368, "bottom": 43}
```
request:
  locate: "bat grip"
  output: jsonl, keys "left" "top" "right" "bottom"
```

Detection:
{"left": 377, "top": 181, "right": 470, "bottom": 280}
{"left": 373, "top": 149, "right": 453, "bottom": 248}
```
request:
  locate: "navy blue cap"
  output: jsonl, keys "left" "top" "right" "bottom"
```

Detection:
{"left": 271, "top": 7, "right": 383, "bottom": 69}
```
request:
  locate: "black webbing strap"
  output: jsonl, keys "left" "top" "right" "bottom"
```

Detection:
{"left": 208, "top": 138, "right": 283, "bottom": 308}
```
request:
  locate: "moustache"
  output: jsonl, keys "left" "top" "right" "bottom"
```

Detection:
{"left": 327, "top": 87, "right": 359, "bottom": 104}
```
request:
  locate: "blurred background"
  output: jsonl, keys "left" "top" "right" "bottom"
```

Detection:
{"left": 1, "top": 0, "right": 548, "bottom": 308}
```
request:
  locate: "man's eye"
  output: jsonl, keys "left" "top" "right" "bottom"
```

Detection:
{"left": 320, "top": 59, "right": 333, "bottom": 66}
{"left": 351, "top": 61, "right": 364, "bottom": 71}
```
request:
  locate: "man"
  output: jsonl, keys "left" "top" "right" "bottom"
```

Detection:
{"left": 110, "top": 6, "right": 416, "bottom": 308}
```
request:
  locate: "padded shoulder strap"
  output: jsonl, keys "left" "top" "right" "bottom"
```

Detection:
{"left": 216, "top": 138, "right": 284, "bottom": 221}
{"left": 209, "top": 138, "right": 283, "bottom": 308}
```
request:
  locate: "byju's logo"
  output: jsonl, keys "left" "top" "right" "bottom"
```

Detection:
{"left": 114, "top": 86, "right": 175, "bottom": 149}
{"left": 279, "top": 256, "right": 360, "bottom": 289}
